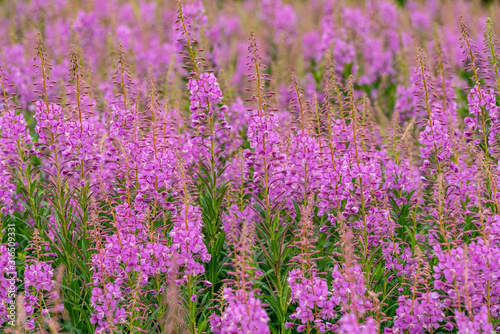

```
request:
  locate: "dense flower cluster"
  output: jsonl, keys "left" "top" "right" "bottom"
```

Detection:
{"left": 170, "top": 205, "right": 210, "bottom": 275}
{"left": 0, "top": 108, "right": 32, "bottom": 213}
{"left": 22, "top": 260, "right": 57, "bottom": 331}
{"left": 90, "top": 283, "right": 127, "bottom": 333}
{"left": 210, "top": 288, "right": 270, "bottom": 334}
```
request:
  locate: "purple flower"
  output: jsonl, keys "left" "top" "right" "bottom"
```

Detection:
{"left": 210, "top": 288, "right": 270, "bottom": 334}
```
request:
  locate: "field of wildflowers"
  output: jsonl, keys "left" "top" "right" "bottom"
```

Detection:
{"left": 1, "top": 0, "right": 500, "bottom": 333}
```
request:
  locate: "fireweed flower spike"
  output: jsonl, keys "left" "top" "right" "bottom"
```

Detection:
{"left": 0, "top": 68, "right": 33, "bottom": 215}
{"left": 177, "top": 0, "right": 233, "bottom": 309}
{"left": 21, "top": 230, "right": 62, "bottom": 332}
{"left": 244, "top": 31, "right": 292, "bottom": 333}
{"left": 288, "top": 74, "right": 321, "bottom": 206}
{"left": 170, "top": 155, "right": 210, "bottom": 333}
{"left": 209, "top": 224, "right": 270, "bottom": 334}
{"left": 287, "top": 203, "right": 334, "bottom": 332}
